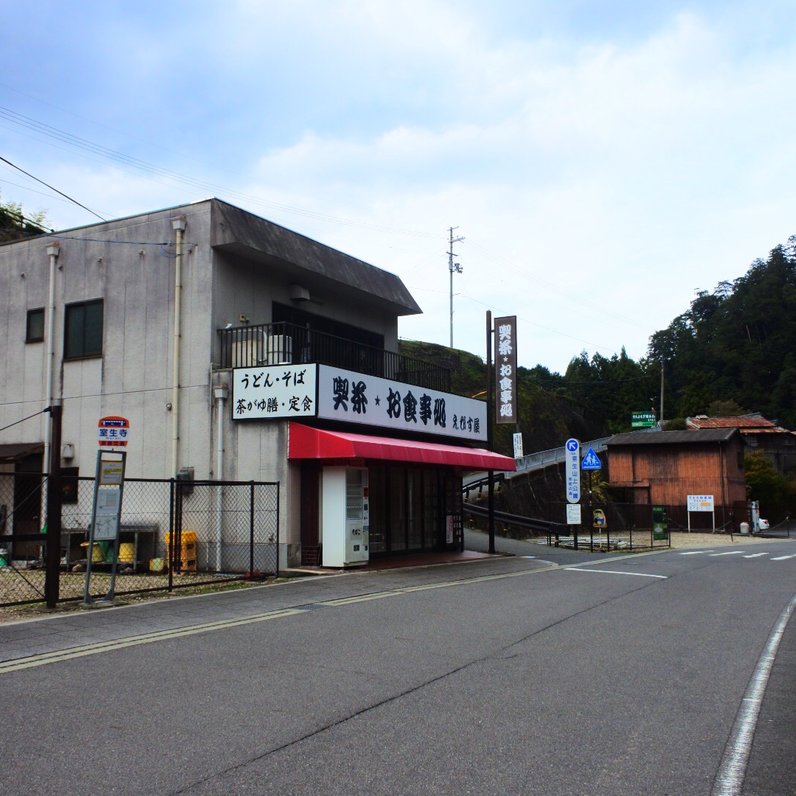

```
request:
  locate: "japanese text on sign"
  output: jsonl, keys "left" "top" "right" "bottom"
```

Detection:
{"left": 565, "top": 438, "right": 580, "bottom": 503}
{"left": 98, "top": 416, "right": 130, "bottom": 447}
{"left": 494, "top": 316, "right": 517, "bottom": 425}
{"left": 687, "top": 494, "right": 714, "bottom": 512}
{"left": 317, "top": 365, "right": 487, "bottom": 442}
{"left": 233, "top": 364, "right": 317, "bottom": 419}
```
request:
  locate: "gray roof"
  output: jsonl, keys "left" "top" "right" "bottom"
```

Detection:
{"left": 210, "top": 200, "right": 422, "bottom": 316}
{"left": 607, "top": 429, "right": 740, "bottom": 447}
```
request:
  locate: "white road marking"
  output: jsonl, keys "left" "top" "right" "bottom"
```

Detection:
{"left": 680, "top": 551, "right": 707, "bottom": 555}
{"left": 711, "top": 593, "right": 796, "bottom": 796}
{"left": 743, "top": 553, "right": 769, "bottom": 559}
{"left": 563, "top": 568, "right": 667, "bottom": 579}
{"left": 709, "top": 551, "right": 746, "bottom": 557}
{"left": 771, "top": 554, "right": 796, "bottom": 561}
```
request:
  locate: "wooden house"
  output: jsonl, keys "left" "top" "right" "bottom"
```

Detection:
{"left": 606, "top": 429, "right": 747, "bottom": 528}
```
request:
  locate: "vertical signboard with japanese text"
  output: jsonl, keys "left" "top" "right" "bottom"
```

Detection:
{"left": 565, "top": 438, "right": 581, "bottom": 503}
{"left": 494, "top": 315, "right": 517, "bottom": 424}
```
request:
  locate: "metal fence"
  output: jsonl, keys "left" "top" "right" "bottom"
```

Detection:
{"left": 544, "top": 502, "right": 672, "bottom": 552}
{"left": 217, "top": 321, "right": 452, "bottom": 392}
{"left": 0, "top": 473, "right": 279, "bottom": 608}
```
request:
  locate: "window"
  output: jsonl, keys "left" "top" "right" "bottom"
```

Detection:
{"left": 64, "top": 300, "right": 103, "bottom": 359}
{"left": 26, "top": 308, "right": 45, "bottom": 343}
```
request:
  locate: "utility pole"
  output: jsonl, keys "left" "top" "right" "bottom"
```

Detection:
{"left": 448, "top": 226, "right": 464, "bottom": 348}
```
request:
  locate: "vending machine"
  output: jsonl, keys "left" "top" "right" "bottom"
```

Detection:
{"left": 345, "top": 468, "right": 369, "bottom": 564}
{"left": 321, "top": 466, "right": 369, "bottom": 567}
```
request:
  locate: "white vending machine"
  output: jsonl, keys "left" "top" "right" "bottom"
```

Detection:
{"left": 345, "top": 468, "right": 369, "bottom": 564}
{"left": 321, "top": 466, "right": 369, "bottom": 567}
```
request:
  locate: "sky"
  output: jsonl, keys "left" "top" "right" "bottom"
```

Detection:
{"left": 2, "top": 0, "right": 795, "bottom": 375}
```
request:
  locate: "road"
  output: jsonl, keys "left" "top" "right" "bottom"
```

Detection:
{"left": 0, "top": 539, "right": 794, "bottom": 795}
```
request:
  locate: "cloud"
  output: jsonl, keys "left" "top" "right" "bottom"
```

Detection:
{"left": 2, "top": 1, "right": 795, "bottom": 373}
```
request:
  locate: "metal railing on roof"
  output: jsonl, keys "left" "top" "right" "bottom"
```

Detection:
{"left": 217, "top": 321, "right": 451, "bottom": 393}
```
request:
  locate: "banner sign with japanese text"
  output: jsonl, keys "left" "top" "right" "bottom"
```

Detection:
{"left": 494, "top": 315, "right": 517, "bottom": 424}
{"left": 232, "top": 364, "right": 488, "bottom": 442}
{"left": 687, "top": 494, "right": 714, "bottom": 512}
{"left": 233, "top": 364, "right": 317, "bottom": 419}
{"left": 317, "top": 365, "right": 487, "bottom": 442}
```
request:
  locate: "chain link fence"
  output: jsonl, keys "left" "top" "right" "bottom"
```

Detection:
{"left": 0, "top": 473, "right": 279, "bottom": 608}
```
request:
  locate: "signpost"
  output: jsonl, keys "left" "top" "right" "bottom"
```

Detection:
{"left": 84, "top": 417, "right": 130, "bottom": 604}
{"left": 686, "top": 494, "right": 715, "bottom": 532}
{"left": 565, "top": 439, "right": 580, "bottom": 503}
{"left": 564, "top": 439, "right": 581, "bottom": 548}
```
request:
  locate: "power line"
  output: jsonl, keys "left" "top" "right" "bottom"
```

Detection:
{"left": 0, "top": 154, "right": 106, "bottom": 222}
{"left": 0, "top": 106, "right": 439, "bottom": 239}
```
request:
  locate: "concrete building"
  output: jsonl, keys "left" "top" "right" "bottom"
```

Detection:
{"left": 0, "top": 199, "right": 513, "bottom": 570}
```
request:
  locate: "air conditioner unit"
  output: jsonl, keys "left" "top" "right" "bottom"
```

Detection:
{"left": 231, "top": 330, "right": 267, "bottom": 368}
{"left": 266, "top": 334, "right": 293, "bottom": 365}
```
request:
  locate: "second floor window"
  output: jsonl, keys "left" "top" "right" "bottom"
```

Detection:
{"left": 64, "top": 299, "right": 103, "bottom": 359}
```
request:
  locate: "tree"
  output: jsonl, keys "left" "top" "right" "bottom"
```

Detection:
{"left": 744, "top": 451, "right": 789, "bottom": 519}
{"left": 0, "top": 193, "right": 50, "bottom": 242}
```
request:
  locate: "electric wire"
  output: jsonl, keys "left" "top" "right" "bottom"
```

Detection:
{"left": 0, "top": 154, "right": 105, "bottom": 221}
{"left": 0, "top": 106, "right": 438, "bottom": 239}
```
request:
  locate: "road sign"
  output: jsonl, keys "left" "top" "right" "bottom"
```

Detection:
{"left": 565, "top": 438, "right": 580, "bottom": 503}
{"left": 631, "top": 411, "right": 656, "bottom": 428}
{"left": 98, "top": 416, "right": 130, "bottom": 448}
{"left": 581, "top": 447, "right": 602, "bottom": 471}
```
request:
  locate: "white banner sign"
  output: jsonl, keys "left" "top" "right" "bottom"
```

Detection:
{"left": 233, "top": 364, "right": 317, "bottom": 419}
{"left": 566, "top": 503, "right": 582, "bottom": 525}
{"left": 316, "top": 365, "right": 487, "bottom": 442}
{"left": 687, "top": 494, "right": 714, "bottom": 512}
{"left": 232, "top": 364, "right": 488, "bottom": 442}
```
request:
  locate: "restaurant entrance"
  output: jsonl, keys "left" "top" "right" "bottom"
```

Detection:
{"left": 367, "top": 463, "right": 462, "bottom": 555}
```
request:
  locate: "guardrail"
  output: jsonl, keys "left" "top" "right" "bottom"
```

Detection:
{"left": 512, "top": 436, "right": 611, "bottom": 476}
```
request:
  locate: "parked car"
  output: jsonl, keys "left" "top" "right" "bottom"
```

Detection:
{"left": 758, "top": 518, "right": 770, "bottom": 531}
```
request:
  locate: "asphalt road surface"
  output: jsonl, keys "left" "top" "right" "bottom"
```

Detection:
{"left": 1, "top": 539, "right": 794, "bottom": 795}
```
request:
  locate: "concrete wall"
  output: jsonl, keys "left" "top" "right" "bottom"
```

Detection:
{"left": 0, "top": 203, "right": 217, "bottom": 482}
{"left": 0, "top": 199, "right": 409, "bottom": 566}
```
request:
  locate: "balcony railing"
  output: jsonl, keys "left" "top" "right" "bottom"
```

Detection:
{"left": 217, "top": 322, "right": 451, "bottom": 393}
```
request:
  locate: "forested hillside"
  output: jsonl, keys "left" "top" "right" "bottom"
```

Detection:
{"left": 401, "top": 236, "right": 796, "bottom": 455}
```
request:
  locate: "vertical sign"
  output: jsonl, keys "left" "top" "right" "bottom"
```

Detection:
{"left": 494, "top": 315, "right": 517, "bottom": 424}
{"left": 565, "top": 438, "right": 581, "bottom": 503}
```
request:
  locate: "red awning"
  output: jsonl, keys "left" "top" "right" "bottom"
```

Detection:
{"left": 288, "top": 422, "right": 516, "bottom": 472}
